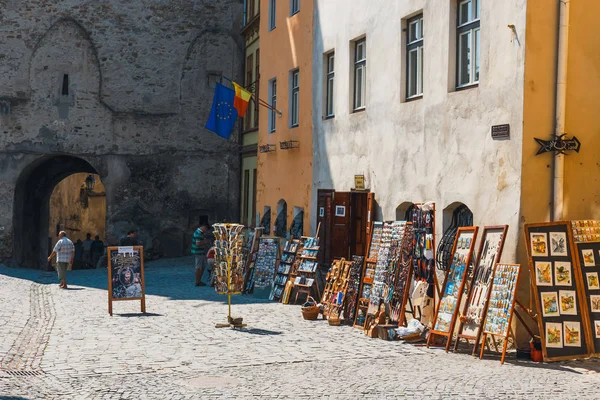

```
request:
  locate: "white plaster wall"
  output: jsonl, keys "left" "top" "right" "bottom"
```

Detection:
{"left": 312, "top": 0, "right": 527, "bottom": 262}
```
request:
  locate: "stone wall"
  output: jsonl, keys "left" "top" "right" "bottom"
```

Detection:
{"left": 0, "top": 0, "right": 244, "bottom": 267}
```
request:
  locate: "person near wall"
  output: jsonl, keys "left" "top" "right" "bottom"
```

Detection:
{"left": 82, "top": 232, "right": 93, "bottom": 268}
{"left": 47, "top": 231, "right": 75, "bottom": 289}
{"left": 119, "top": 230, "right": 139, "bottom": 246}
{"left": 192, "top": 223, "right": 214, "bottom": 286}
{"left": 91, "top": 235, "right": 104, "bottom": 268}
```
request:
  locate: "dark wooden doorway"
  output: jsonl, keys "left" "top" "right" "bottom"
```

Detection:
{"left": 317, "top": 189, "right": 374, "bottom": 267}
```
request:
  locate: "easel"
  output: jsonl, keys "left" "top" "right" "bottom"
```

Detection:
{"left": 427, "top": 226, "right": 479, "bottom": 351}
{"left": 107, "top": 246, "right": 146, "bottom": 316}
{"left": 453, "top": 225, "right": 509, "bottom": 354}
{"left": 213, "top": 223, "right": 247, "bottom": 329}
{"left": 478, "top": 263, "right": 521, "bottom": 364}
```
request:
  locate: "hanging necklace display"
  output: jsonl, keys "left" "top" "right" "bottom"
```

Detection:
{"left": 213, "top": 223, "right": 248, "bottom": 328}
{"left": 344, "top": 255, "right": 365, "bottom": 322}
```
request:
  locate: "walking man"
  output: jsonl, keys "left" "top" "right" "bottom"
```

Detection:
{"left": 82, "top": 233, "right": 93, "bottom": 268}
{"left": 48, "top": 231, "right": 75, "bottom": 289}
{"left": 192, "top": 223, "right": 214, "bottom": 286}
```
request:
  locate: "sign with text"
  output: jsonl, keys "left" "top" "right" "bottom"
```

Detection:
{"left": 107, "top": 246, "right": 146, "bottom": 316}
{"left": 491, "top": 124, "right": 510, "bottom": 140}
{"left": 354, "top": 175, "right": 365, "bottom": 190}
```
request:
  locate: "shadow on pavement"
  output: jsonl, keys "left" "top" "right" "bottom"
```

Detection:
{"left": 117, "top": 313, "right": 164, "bottom": 318}
{"left": 237, "top": 328, "right": 283, "bottom": 336}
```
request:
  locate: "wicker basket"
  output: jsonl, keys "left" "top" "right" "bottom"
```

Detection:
{"left": 301, "top": 296, "right": 320, "bottom": 320}
{"left": 327, "top": 316, "right": 341, "bottom": 326}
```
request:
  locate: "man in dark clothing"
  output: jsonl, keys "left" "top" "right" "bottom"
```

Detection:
{"left": 82, "top": 233, "right": 93, "bottom": 268}
{"left": 119, "top": 230, "right": 139, "bottom": 246}
{"left": 91, "top": 235, "right": 104, "bottom": 268}
{"left": 191, "top": 224, "right": 214, "bottom": 286}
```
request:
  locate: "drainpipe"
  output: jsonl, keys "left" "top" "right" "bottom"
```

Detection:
{"left": 552, "top": 0, "right": 570, "bottom": 221}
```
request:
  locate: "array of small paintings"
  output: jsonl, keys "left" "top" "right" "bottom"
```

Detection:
{"left": 571, "top": 220, "right": 600, "bottom": 243}
{"left": 531, "top": 232, "right": 569, "bottom": 257}
{"left": 540, "top": 290, "right": 577, "bottom": 317}
{"left": 545, "top": 321, "right": 582, "bottom": 348}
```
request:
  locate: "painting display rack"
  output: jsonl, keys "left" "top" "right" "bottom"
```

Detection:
{"left": 292, "top": 237, "right": 321, "bottom": 303}
{"left": 427, "top": 226, "right": 479, "bottom": 351}
{"left": 454, "top": 225, "right": 508, "bottom": 354}
{"left": 354, "top": 221, "right": 384, "bottom": 328}
{"left": 271, "top": 239, "right": 300, "bottom": 301}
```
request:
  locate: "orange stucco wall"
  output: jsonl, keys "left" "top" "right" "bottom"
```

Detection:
{"left": 257, "top": 0, "right": 313, "bottom": 235}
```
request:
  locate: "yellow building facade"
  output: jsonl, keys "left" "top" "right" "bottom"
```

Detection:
{"left": 257, "top": 0, "right": 313, "bottom": 237}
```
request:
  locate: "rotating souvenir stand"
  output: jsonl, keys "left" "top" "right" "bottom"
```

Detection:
{"left": 271, "top": 239, "right": 300, "bottom": 301}
{"left": 525, "top": 222, "right": 591, "bottom": 361}
{"left": 571, "top": 220, "right": 600, "bottom": 357}
{"left": 344, "top": 255, "right": 365, "bottom": 322}
{"left": 321, "top": 258, "right": 353, "bottom": 320}
{"left": 427, "top": 226, "right": 479, "bottom": 351}
{"left": 292, "top": 236, "right": 321, "bottom": 304}
{"left": 478, "top": 263, "right": 521, "bottom": 364}
{"left": 453, "top": 225, "right": 509, "bottom": 354}
{"left": 354, "top": 221, "right": 384, "bottom": 328}
{"left": 212, "top": 223, "right": 248, "bottom": 328}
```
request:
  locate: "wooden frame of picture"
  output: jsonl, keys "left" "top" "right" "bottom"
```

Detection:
{"left": 478, "top": 263, "right": 521, "bottom": 364}
{"left": 524, "top": 221, "right": 591, "bottom": 361}
{"left": 427, "top": 226, "right": 479, "bottom": 351}
{"left": 107, "top": 246, "right": 146, "bottom": 316}
{"left": 453, "top": 225, "right": 508, "bottom": 354}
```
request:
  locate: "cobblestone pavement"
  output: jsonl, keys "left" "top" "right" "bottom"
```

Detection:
{"left": 1, "top": 257, "right": 600, "bottom": 399}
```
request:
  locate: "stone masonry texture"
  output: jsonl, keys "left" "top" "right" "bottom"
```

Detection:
{"left": 0, "top": 0, "right": 244, "bottom": 266}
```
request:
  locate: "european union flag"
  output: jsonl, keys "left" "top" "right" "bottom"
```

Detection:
{"left": 205, "top": 82, "right": 238, "bottom": 139}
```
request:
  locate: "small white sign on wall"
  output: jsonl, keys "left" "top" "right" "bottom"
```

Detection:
{"left": 335, "top": 206, "right": 346, "bottom": 217}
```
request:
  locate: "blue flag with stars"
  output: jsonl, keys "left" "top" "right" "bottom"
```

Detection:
{"left": 205, "top": 82, "right": 238, "bottom": 139}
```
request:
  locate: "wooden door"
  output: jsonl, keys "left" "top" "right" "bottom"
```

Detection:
{"left": 331, "top": 192, "right": 351, "bottom": 261}
{"left": 317, "top": 189, "right": 334, "bottom": 265}
{"left": 350, "top": 192, "right": 368, "bottom": 256}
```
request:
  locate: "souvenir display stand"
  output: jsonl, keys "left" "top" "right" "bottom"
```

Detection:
{"left": 212, "top": 223, "right": 248, "bottom": 328}
{"left": 478, "top": 263, "right": 521, "bottom": 364}
{"left": 271, "top": 239, "right": 300, "bottom": 301}
{"left": 571, "top": 220, "right": 600, "bottom": 356}
{"left": 427, "top": 226, "right": 479, "bottom": 351}
{"left": 321, "top": 258, "right": 353, "bottom": 321}
{"left": 281, "top": 238, "right": 308, "bottom": 304}
{"left": 243, "top": 227, "right": 264, "bottom": 293}
{"left": 107, "top": 246, "right": 146, "bottom": 316}
{"left": 292, "top": 236, "right": 321, "bottom": 303}
{"left": 393, "top": 224, "right": 415, "bottom": 325}
{"left": 251, "top": 237, "right": 280, "bottom": 294}
{"left": 525, "top": 222, "right": 591, "bottom": 361}
{"left": 344, "top": 255, "right": 365, "bottom": 322}
{"left": 454, "top": 225, "right": 508, "bottom": 354}
{"left": 410, "top": 203, "right": 439, "bottom": 299}
{"left": 354, "top": 221, "right": 384, "bottom": 328}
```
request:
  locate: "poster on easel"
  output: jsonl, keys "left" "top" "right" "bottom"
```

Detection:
{"left": 107, "top": 246, "right": 146, "bottom": 316}
{"left": 454, "top": 225, "right": 508, "bottom": 353}
{"left": 428, "top": 226, "right": 478, "bottom": 351}
{"left": 479, "top": 263, "right": 521, "bottom": 364}
{"left": 571, "top": 220, "right": 600, "bottom": 356}
{"left": 525, "top": 222, "right": 590, "bottom": 361}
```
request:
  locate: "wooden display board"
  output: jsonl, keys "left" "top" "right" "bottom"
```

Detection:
{"left": 454, "top": 225, "right": 508, "bottom": 353}
{"left": 571, "top": 220, "right": 600, "bottom": 356}
{"left": 292, "top": 237, "right": 321, "bottom": 303}
{"left": 344, "top": 255, "right": 365, "bottom": 322}
{"left": 271, "top": 239, "right": 300, "bottom": 301}
{"left": 525, "top": 222, "right": 590, "bottom": 361}
{"left": 321, "top": 258, "right": 353, "bottom": 319}
{"left": 479, "top": 263, "right": 521, "bottom": 364}
{"left": 252, "top": 237, "right": 280, "bottom": 290}
{"left": 427, "top": 227, "right": 479, "bottom": 351}
{"left": 107, "top": 246, "right": 146, "bottom": 316}
{"left": 354, "top": 221, "right": 383, "bottom": 328}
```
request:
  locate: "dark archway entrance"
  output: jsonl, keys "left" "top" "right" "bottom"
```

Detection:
{"left": 13, "top": 155, "right": 102, "bottom": 268}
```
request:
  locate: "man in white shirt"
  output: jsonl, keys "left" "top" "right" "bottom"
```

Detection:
{"left": 48, "top": 231, "right": 75, "bottom": 289}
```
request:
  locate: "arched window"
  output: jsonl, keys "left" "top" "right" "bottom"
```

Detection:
{"left": 436, "top": 202, "right": 474, "bottom": 271}
{"left": 395, "top": 202, "right": 414, "bottom": 221}
{"left": 274, "top": 200, "right": 287, "bottom": 238}
{"left": 290, "top": 206, "right": 304, "bottom": 238}
{"left": 261, "top": 206, "right": 271, "bottom": 235}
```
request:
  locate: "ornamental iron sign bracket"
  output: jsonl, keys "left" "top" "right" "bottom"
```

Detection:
{"left": 534, "top": 134, "right": 581, "bottom": 156}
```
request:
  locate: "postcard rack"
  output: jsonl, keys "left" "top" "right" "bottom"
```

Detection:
{"left": 291, "top": 237, "right": 321, "bottom": 303}
{"left": 271, "top": 239, "right": 300, "bottom": 301}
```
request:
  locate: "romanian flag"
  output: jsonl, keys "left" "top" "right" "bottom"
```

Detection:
{"left": 232, "top": 82, "right": 252, "bottom": 118}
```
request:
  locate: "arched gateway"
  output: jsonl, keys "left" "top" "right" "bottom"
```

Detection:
{"left": 13, "top": 155, "right": 104, "bottom": 268}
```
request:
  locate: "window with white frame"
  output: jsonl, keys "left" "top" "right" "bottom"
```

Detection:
{"left": 269, "top": 79, "right": 277, "bottom": 133}
{"left": 269, "top": 0, "right": 276, "bottom": 31}
{"left": 291, "top": 0, "right": 300, "bottom": 15}
{"left": 407, "top": 14, "right": 424, "bottom": 98}
{"left": 290, "top": 69, "right": 299, "bottom": 127}
{"left": 325, "top": 52, "right": 335, "bottom": 117}
{"left": 457, "top": 0, "right": 480, "bottom": 87}
{"left": 353, "top": 38, "right": 366, "bottom": 111}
